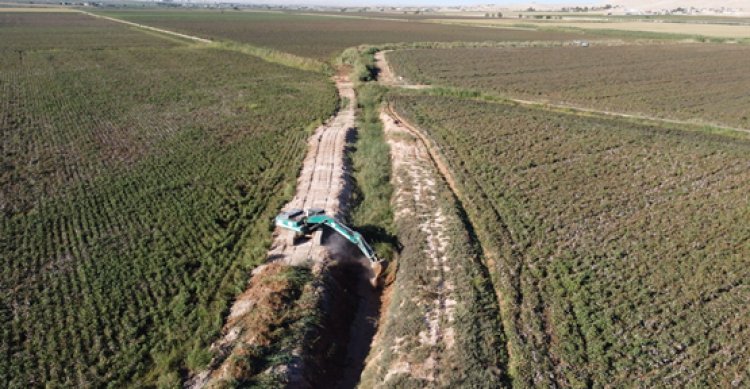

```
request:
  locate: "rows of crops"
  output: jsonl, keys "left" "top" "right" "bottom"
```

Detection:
{"left": 0, "top": 12, "right": 180, "bottom": 50}
{"left": 0, "top": 12, "right": 337, "bottom": 387}
{"left": 387, "top": 44, "right": 750, "bottom": 129}
{"left": 390, "top": 93, "right": 750, "bottom": 387}
{"left": 96, "top": 10, "right": 588, "bottom": 60}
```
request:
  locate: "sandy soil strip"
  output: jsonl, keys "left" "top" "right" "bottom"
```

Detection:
{"left": 362, "top": 108, "right": 458, "bottom": 385}
{"left": 266, "top": 76, "right": 356, "bottom": 267}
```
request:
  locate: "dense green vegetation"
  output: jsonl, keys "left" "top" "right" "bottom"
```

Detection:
{"left": 0, "top": 12, "right": 336, "bottom": 387}
{"left": 349, "top": 84, "right": 397, "bottom": 260}
{"left": 390, "top": 93, "right": 750, "bottom": 387}
{"left": 97, "top": 10, "right": 589, "bottom": 60}
{"left": 388, "top": 44, "right": 750, "bottom": 129}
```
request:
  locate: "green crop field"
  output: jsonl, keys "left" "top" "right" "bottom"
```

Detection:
{"left": 0, "top": 11, "right": 336, "bottom": 387}
{"left": 0, "top": 12, "right": 181, "bottom": 50}
{"left": 4, "top": 5, "right": 750, "bottom": 388}
{"left": 96, "top": 10, "right": 590, "bottom": 60}
{"left": 390, "top": 92, "right": 750, "bottom": 387}
{"left": 387, "top": 44, "right": 750, "bottom": 129}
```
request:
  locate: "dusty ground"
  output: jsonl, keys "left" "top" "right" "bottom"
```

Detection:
{"left": 266, "top": 76, "right": 356, "bottom": 267}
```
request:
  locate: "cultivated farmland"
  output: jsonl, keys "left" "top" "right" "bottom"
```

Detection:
{"left": 387, "top": 44, "right": 750, "bottom": 129}
{"left": 0, "top": 11, "right": 181, "bottom": 50}
{"left": 4, "top": 5, "right": 750, "bottom": 388}
{"left": 390, "top": 93, "right": 750, "bottom": 388}
{"left": 96, "top": 10, "right": 589, "bottom": 60}
{"left": 0, "top": 11, "right": 336, "bottom": 387}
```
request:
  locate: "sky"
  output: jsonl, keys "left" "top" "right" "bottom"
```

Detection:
{"left": 239, "top": 0, "right": 601, "bottom": 7}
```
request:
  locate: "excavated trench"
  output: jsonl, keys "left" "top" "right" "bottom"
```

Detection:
{"left": 275, "top": 229, "right": 383, "bottom": 389}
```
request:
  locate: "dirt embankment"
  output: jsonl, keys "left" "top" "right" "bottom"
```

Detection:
{"left": 363, "top": 110, "right": 458, "bottom": 384}
{"left": 357, "top": 106, "right": 510, "bottom": 387}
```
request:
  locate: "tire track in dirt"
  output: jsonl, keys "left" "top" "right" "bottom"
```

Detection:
{"left": 267, "top": 76, "right": 355, "bottom": 266}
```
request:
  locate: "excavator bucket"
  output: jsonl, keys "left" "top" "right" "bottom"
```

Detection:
{"left": 369, "top": 260, "right": 383, "bottom": 287}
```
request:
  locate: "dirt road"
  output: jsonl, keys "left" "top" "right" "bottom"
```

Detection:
{"left": 79, "top": 10, "right": 212, "bottom": 43}
{"left": 360, "top": 109, "right": 458, "bottom": 385}
{"left": 266, "top": 77, "right": 355, "bottom": 266}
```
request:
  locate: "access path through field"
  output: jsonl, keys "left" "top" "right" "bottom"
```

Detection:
{"left": 80, "top": 10, "right": 211, "bottom": 43}
{"left": 265, "top": 76, "right": 355, "bottom": 265}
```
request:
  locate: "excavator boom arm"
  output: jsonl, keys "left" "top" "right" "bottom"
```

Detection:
{"left": 307, "top": 215, "right": 377, "bottom": 262}
{"left": 275, "top": 210, "right": 379, "bottom": 263}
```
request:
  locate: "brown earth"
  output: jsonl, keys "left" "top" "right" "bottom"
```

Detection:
{"left": 266, "top": 76, "right": 356, "bottom": 267}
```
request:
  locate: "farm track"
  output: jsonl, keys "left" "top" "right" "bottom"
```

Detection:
{"left": 266, "top": 77, "right": 355, "bottom": 266}
{"left": 367, "top": 104, "right": 511, "bottom": 387}
{"left": 372, "top": 109, "right": 457, "bottom": 383}
{"left": 374, "top": 50, "right": 750, "bottom": 136}
{"left": 78, "top": 10, "right": 212, "bottom": 43}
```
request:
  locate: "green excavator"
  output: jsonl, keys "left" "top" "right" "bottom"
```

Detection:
{"left": 275, "top": 208, "right": 382, "bottom": 277}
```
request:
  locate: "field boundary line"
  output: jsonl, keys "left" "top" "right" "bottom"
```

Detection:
{"left": 78, "top": 10, "right": 212, "bottom": 43}
{"left": 398, "top": 85, "right": 750, "bottom": 137}
{"left": 507, "top": 96, "right": 750, "bottom": 136}
{"left": 78, "top": 10, "right": 329, "bottom": 73}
